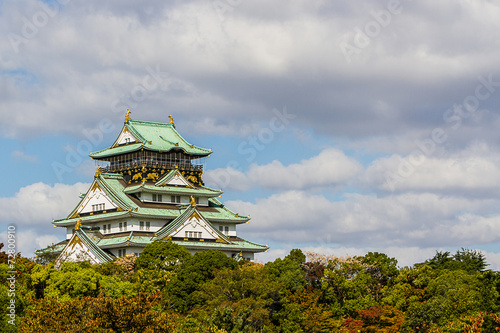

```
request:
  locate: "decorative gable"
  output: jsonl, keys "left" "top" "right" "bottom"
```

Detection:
{"left": 113, "top": 126, "right": 138, "bottom": 146}
{"left": 171, "top": 211, "right": 224, "bottom": 240}
{"left": 157, "top": 208, "right": 230, "bottom": 243}
{"left": 156, "top": 169, "right": 196, "bottom": 188}
{"left": 55, "top": 233, "right": 102, "bottom": 267}
{"left": 70, "top": 181, "right": 119, "bottom": 218}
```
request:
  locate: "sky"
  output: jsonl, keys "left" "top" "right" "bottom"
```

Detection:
{"left": 2, "top": 0, "right": 500, "bottom": 269}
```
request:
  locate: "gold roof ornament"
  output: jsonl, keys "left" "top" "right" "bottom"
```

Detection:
{"left": 125, "top": 109, "right": 131, "bottom": 123}
{"left": 75, "top": 217, "right": 82, "bottom": 231}
{"left": 190, "top": 195, "right": 196, "bottom": 207}
{"left": 95, "top": 165, "right": 102, "bottom": 178}
{"left": 169, "top": 114, "right": 174, "bottom": 124}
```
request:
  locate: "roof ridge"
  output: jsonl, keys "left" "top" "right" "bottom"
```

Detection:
{"left": 76, "top": 229, "right": 114, "bottom": 262}
{"left": 128, "top": 119, "right": 172, "bottom": 127}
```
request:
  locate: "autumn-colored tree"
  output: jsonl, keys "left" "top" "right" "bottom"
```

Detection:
{"left": 278, "top": 289, "right": 341, "bottom": 332}
{"left": 340, "top": 305, "right": 404, "bottom": 333}
{"left": 19, "top": 293, "right": 179, "bottom": 332}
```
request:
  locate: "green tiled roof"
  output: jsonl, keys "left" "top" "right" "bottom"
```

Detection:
{"left": 90, "top": 119, "right": 211, "bottom": 159}
{"left": 124, "top": 183, "right": 222, "bottom": 197}
{"left": 171, "top": 239, "right": 268, "bottom": 252}
{"left": 35, "top": 240, "right": 68, "bottom": 255}
{"left": 56, "top": 173, "right": 248, "bottom": 227}
{"left": 76, "top": 229, "right": 114, "bottom": 262}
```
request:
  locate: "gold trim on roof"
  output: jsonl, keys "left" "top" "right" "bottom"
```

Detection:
{"left": 125, "top": 109, "right": 131, "bottom": 123}
{"left": 75, "top": 217, "right": 82, "bottom": 231}
{"left": 95, "top": 165, "right": 102, "bottom": 178}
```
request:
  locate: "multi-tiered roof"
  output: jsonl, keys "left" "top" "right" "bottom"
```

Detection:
{"left": 39, "top": 113, "right": 268, "bottom": 264}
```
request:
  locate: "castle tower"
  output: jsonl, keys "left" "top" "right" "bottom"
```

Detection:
{"left": 38, "top": 113, "right": 268, "bottom": 264}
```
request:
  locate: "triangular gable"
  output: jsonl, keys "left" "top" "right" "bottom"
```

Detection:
{"left": 55, "top": 231, "right": 112, "bottom": 267}
{"left": 157, "top": 207, "right": 230, "bottom": 243}
{"left": 156, "top": 169, "right": 196, "bottom": 188}
{"left": 112, "top": 125, "right": 140, "bottom": 147}
{"left": 69, "top": 179, "right": 119, "bottom": 218}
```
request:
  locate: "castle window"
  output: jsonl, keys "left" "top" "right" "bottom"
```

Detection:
{"left": 171, "top": 196, "right": 180, "bottom": 203}
{"left": 219, "top": 226, "right": 229, "bottom": 235}
{"left": 185, "top": 231, "right": 201, "bottom": 238}
{"left": 119, "top": 222, "right": 123, "bottom": 231}
{"left": 103, "top": 224, "right": 107, "bottom": 233}
{"left": 118, "top": 249, "right": 126, "bottom": 257}
{"left": 123, "top": 221, "right": 127, "bottom": 231}
{"left": 92, "top": 203, "right": 105, "bottom": 212}
{"left": 146, "top": 221, "right": 150, "bottom": 231}
{"left": 153, "top": 194, "right": 162, "bottom": 202}
{"left": 140, "top": 221, "right": 144, "bottom": 230}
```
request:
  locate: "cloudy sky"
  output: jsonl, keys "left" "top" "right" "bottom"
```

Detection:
{"left": 2, "top": 0, "right": 500, "bottom": 268}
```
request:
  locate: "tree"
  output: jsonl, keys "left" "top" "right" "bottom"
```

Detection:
{"left": 19, "top": 293, "right": 180, "bottom": 332}
{"left": 278, "top": 289, "right": 341, "bottom": 332}
{"left": 340, "top": 305, "right": 404, "bottom": 333}
{"left": 357, "top": 252, "right": 399, "bottom": 302}
{"left": 164, "top": 250, "right": 238, "bottom": 312}
{"left": 265, "top": 249, "right": 307, "bottom": 292}
{"left": 198, "top": 262, "right": 282, "bottom": 331}
{"left": 136, "top": 240, "right": 191, "bottom": 271}
{"left": 417, "top": 248, "right": 487, "bottom": 273}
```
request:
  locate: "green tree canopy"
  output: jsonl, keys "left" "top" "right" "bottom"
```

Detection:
{"left": 136, "top": 240, "right": 191, "bottom": 272}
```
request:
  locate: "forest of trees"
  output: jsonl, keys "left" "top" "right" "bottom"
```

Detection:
{"left": 1, "top": 241, "right": 500, "bottom": 332}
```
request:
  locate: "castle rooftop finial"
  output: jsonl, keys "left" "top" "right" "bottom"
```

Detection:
{"left": 125, "top": 109, "right": 131, "bottom": 123}
{"left": 190, "top": 195, "right": 196, "bottom": 207}
{"left": 169, "top": 114, "right": 176, "bottom": 128}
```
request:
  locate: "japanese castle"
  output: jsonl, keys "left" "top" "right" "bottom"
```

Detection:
{"left": 39, "top": 112, "right": 268, "bottom": 264}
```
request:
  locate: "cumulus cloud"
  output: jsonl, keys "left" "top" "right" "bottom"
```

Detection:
{"left": 1, "top": 0, "right": 499, "bottom": 146}
{"left": 0, "top": 182, "right": 89, "bottom": 227}
{"left": 228, "top": 190, "right": 500, "bottom": 248}
{"left": 365, "top": 142, "right": 500, "bottom": 195}
{"left": 2, "top": 0, "right": 500, "bottom": 268}
{"left": 0, "top": 229, "right": 62, "bottom": 258}
{"left": 206, "top": 148, "right": 362, "bottom": 191}
{"left": 0, "top": 182, "right": 90, "bottom": 256}
{"left": 247, "top": 148, "right": 363, "bottom": 190}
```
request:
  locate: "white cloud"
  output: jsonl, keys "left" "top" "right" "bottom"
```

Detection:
{"left": 0, "top": 182, "right": 90, "bottom": 227}
{"left": 365, "top": 142, "right": 500, "bottom": 195}
{"left": 228, "top": 190, "right": 500, "bottom": 248}
{"left": 0, "top": 229, "right": 63, "bottom": 258}
{"left": 206, "top": 148, "right": 362, "bottom": 191}
{"left": 248, "top": 148, "right": 363, "bottom": 190}
{"left": 1, "top": 0, "right": 500, "bottom": 144}
{"left": 11, "top": 150, "right": 38, "bottom": 163}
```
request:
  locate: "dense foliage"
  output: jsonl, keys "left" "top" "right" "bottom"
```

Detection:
{"left": 2, "top": 241, "right": 500, "bottom": 332}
